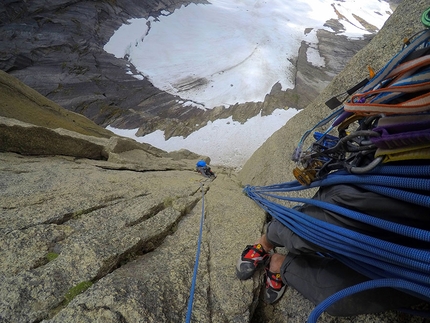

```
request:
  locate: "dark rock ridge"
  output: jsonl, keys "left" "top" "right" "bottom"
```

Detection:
{"left": 0, "top": 0, "right": 209, "bottom": 139}
{"left": 1, "top": 0, "right": 396, "bottom": 139}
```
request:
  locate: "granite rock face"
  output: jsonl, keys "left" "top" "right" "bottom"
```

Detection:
{"left": 1, "top": 1, "right": 429, "bottom": 323}
{"left": 0, "top": 0, "right": 396, "bottom": 139}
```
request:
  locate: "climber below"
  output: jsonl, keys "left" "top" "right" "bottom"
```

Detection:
{"left": 196, "top": 160, "right": 216, "bottom": 179}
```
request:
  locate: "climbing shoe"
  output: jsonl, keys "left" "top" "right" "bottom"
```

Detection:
{"left": 236, "top": 243, "right": 270, "bottom": 280}
{"left": 264, "top": 266, "right": 286, "bottom": 304}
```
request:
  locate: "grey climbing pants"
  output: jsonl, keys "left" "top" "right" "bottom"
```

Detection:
{"left": 265, "top": 184, "right": 428, "bottom": 316}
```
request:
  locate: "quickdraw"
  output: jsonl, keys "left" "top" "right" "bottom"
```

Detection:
{"left": 292, "top": 28, "right": 430, "bottom": 185}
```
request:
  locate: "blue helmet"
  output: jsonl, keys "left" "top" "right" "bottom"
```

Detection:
{"left": 196, "top": 160, "right": 207, "bottom": 167}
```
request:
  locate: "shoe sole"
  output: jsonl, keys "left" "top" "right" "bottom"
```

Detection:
{"left": 236, "top": 263, "right": 255, "bottom": 280}
{"left": 236, "top": 256, "right": 269, "bottom": 280}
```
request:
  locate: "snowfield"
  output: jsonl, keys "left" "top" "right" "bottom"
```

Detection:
{"left": 105, "top": 0, "right": 392, "bottom": 168}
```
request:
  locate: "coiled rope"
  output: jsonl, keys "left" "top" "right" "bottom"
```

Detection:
{"left": 244, "top": 165, "right": 430, "bottom": 322}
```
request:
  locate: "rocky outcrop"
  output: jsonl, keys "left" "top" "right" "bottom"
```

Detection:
{"left": 0, "top": 115, "right": 202, "bottom": 167}
{"left": 0, "top": 69, "right": 186, "bottom": 163}
{"left": 0, "top": 0, "right": 395, "bottom": 139}
{"left": 1, "top": 1, "right": 429, "bottom": 323}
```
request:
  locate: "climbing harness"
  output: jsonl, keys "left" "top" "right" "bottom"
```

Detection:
{"left": 244, "top": 15, "right": 430, "bottom": 323}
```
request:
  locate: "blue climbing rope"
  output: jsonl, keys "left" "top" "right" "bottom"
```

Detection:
{"left": 185, "top": 182, "right": 206, "bottom": 323}
{"left": 244, "top": 164, "right": 430, "bottom": 322}
{"left": 307, "top": 278, "right": 430, "bottom": 323}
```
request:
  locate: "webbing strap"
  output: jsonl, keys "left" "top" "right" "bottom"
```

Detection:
{"left": 361, "top": 29, "right": 430, "bottom": 93}
{"left": 345, "top": 80, "right": 430, "bottom": 106}
{"left": 386, "top": 55, "right": 430, "bottom": 80}
{"left": 344, "top": 68, "right": 430, "bottom": 114}
{"left": 343, "top": 29, "right": 430, "bottom": 115}
{"left": 377, "top": 146, "right": 430, "bottom": 162}
{"left": 371, "top": 115, "right": 430, "bottom": 149}
{"left": 344, "top": 92, "right": 430, "bottom": 115}
{"left": 329, "top": 38, "right": 430, "bottom": 120}
{"left": 372, "top": 79, "right": 430, "bottom": 101}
